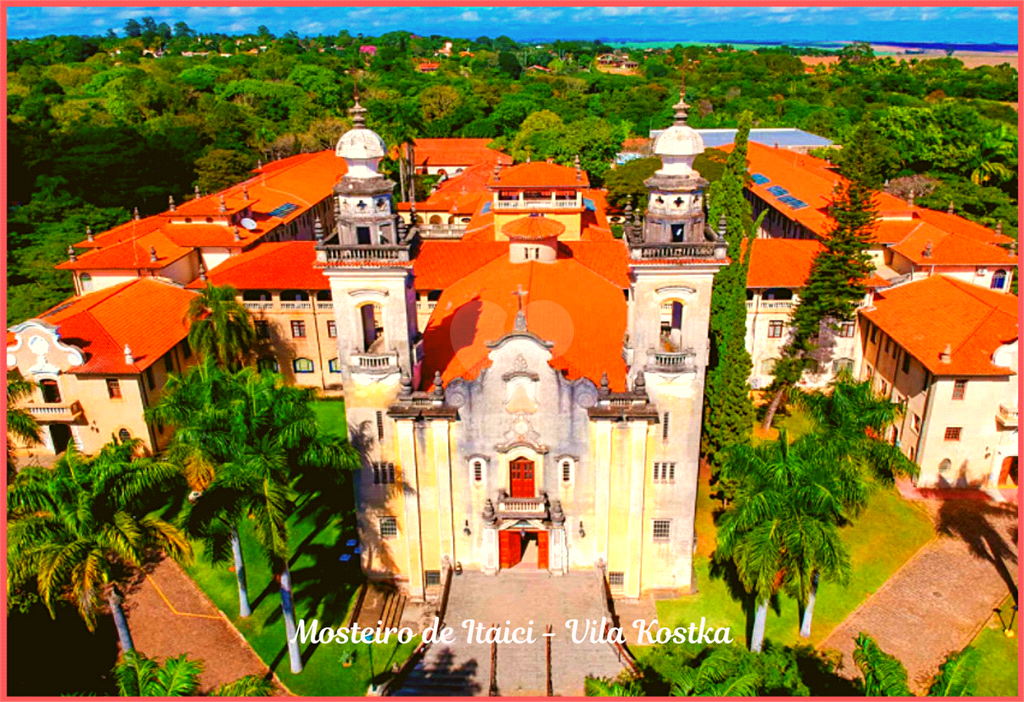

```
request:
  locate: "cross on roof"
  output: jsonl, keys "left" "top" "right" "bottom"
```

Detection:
{"left": 512, "top": 284, "right": 528, "bottom": 312}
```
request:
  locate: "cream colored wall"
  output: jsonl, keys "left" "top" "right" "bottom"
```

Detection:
{"left": 860, "top": 320, "right": 1018, "bottom": 488}
{"left": 161, "top": 251, "right": 201, "bottom": 286}
{"left": 888, "top": 254, "right": 1013, "bottom": 292}
{"left": 81, "top": 270, "right": 142, "bottom": 291}
{"left": 200, "top": 248, "right": 235, "bottom": 271}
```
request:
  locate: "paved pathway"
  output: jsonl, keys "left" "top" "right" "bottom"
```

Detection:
{"left": 123, "top": 559, "right": 280, "bottom": 694}
{"left": 395, "top": 570, "right": 625, "bottom": 696}
{"left": 819, "top": 499, "right": 1018, "bottom": 693}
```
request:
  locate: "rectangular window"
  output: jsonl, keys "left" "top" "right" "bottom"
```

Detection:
{"left": 562, "top": 461, "right": 572, "bottom": 483}
{"left": 944, "top": 427, "right": 962, "bottom": 441}
{"left": 328, "top": 358, "right": 341, "bottom": 373}
{"left": 768, "top": 320, "right": 785, "bottom": 338}
{"left": 952, "top": 379, "right": 967, "bottom": 401}
{"left": 912, "top": 414, "right": 922, "bottom": 432}
{"left": 293, "top": 358, "right": 314, "bottom": 373}
{"left": 473, "top": 460, "right": 484, "bottom": 483}
{"left": 379, "top": 516, "right": 398, "bottom": 538}
{"left": 164, "top": 351, "right": 175, "bottom": 374}
{"left": 902, "top": 352, "right": 911, "bottom": 374}
{"left": 357, "top": 226, "right": 372, "bottom": 245}
{"left": 255, "top": 320, "right": 271, "bottom": 339}
{"left": 145, "top": 367, "right": 155, "bottom": 391}
{"left": 662, "top": 412, "right": 670, "bottom": 441}
{"left": 40, "top": 379, "right": 61, "bottom": 404}
{"left": 884, "top": 337, "right": 891, "bottom": 353}
{"left": 653, "top": 519, "right": 671, "bottom": 542}
{"left": 290, "top": 320, "right": 307, "bottom": 338}
{"left": 373, "top": 462, "right": 396, "bottom": 485}
{"left": 425, "top": 570, "right": 441, "bottom": 587}
{"left": 106, "top": 378, "right": 122, "bottom": 399}
{"left": 870, "top": 324, "right": 877, "bottom": 343}
{"left": 327, "top": 320, "right": 337, "bottom": 338}
{"left": 839, "top": 321, "right": 856, "bottom": 338}
{"left": 376, "top": 411, "right": 384, "bottom": 440}
{"left": 653, "top": 462, "right": 676, "bottom": 483}
{"left": 182, "top": 338, "right": 192, "bottom": 359}
{"left": 608, "top": 572, "right": 625, "bottom": 589}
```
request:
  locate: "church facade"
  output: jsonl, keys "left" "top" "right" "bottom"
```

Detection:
{"left": 318, "top": 91, "right": 727, "bottom": 601}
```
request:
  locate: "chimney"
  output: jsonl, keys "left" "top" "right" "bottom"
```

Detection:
{"left": 86, "top": 225, "right": 94, "bottom": 242}
{"left": 194, "top": 184, "right": 201, "bottom": 199}
{"left": 939, "top": 343, "right": 952, "bottom": 364}
{"left": 149, "top": 246, "right": 158, "bottom": 263}
{"left": 234, "top": 226, "right": 242, "bottom": 242}
{"left": 257, "top": 158, "right": 263, "bottom": 170}
{"left": 907, "top": 189, "right": 915, "bottom": 208}
{"left": 124, "top": 344, "right": 134, "bottom": 365}
{"left": 219, "top": 194, "right": 227, "bottom": 213}
{"left": 493, "top": 163, "right": 500, "bottom": 182}
{"left": 922, "top": 240, "right": 933, "bottom": 258}
{"left": 168, "top": 195, "right": 176, "bottom": 212}
{"left": 198, "top": 261, "right": 207, "bottom": 281}
{"left": 243, "top": 183, "right": 250, "bottom": 201}
{"left": 996, "top": 220, "right": 1003, "bottom": 236}
{"left": 67, "top": 245, "right": 77, "bottom": 262}
{"left": 947, "top": 200, "right": 954, "bottom": 215}
{"left": 574, "top": 154, "right": 582, "bottom": 181}
{"left": 134, "top": 207, "right": 140, "bottom": 220}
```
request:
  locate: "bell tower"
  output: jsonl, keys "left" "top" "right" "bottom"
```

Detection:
{"left": 317, "top": 96, "right": 421, "bottom": 449}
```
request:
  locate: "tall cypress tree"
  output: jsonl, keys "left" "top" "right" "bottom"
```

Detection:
{"left": 760, "top": 173, "right": 877, "bottom": 430}
{"left": 702, "top": 112, "right": 759, "bottom": 485}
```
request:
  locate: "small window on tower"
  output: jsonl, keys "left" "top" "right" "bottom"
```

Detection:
{"left": 671, "top": 223, "right": 686, "bottom": 243}
{"left": 379, "top": 516, "right": 398, "bottom": 538}
{"left": 357, "top": 226, "right": 372, "bottom": 245}
{"left": 608, "top": 572, "right": 625, "bottom": 590}
{"left": 653, "top": 519, "right": 671, "bottom": 542}
{"left": 425, "top": 570, "right": 441, "bottom": 587}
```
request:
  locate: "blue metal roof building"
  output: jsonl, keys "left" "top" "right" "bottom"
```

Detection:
{"left": 648, "top": 127, "right": 832, "bottom": 150}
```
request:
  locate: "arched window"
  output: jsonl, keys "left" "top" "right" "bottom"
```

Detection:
{"left": 760, "top": 358, "right": 778, "bottom": 376}
{"left": 359, "top": 302, "right": 384, "bottom": 352}
{"left": 40, "top": 379, "right": 61, "bottom": 404}
{"left": 80, "top": 273, "right": 94, "bottom": 293}
{"left": 328, "top": 358, "right": 342, "bottom": 373}
{"left": 832, "top": 358, "right": 855, "bottom": 375}
{"left": 470, "top": 457, "right": 485, "bottom": 485}
{"left": 429, "top": 214, "right": 443, "bottom": 225}
{"left": 660, "top": 301, "right": 685, "bottom": 352}
{"left": 938, "top": 458, "right": 952, "bottom": 475}
{"left": 280, "top": 289, "right": 310, "bottom": 302}
{"left": 258, "top": 356, "right": 279, "bottom": 373}
{"left": 316, "top": 290, "right": 333, "bottom": 301}
{"left": 293, "top": 358, "right": 315, "bottom": 373}
{"left": 117, "top": 428, "right": 131, "bottom": 442}
{"left": 991, "top": 269, "right": 1007, "bottom": 290}
{"left": 559, "top": 457, "right": 575, "bottom": 484}
{"left": 763, "top": 288, "right": 794, "bottom": 301}
{"left": 243, "top": 289, "right": 271, "bottom": 302}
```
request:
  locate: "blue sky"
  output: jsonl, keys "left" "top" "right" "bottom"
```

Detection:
{"left": 6, "top": 6, "right": 1019, "bottom": 45}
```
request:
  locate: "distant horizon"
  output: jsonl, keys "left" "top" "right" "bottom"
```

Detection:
{"left": 6, "top": 6, "right": 1019, "bottom": 46}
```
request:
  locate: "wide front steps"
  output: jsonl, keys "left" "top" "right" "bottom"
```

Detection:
{"left": 356, "top": 584, "right": 407, "bottom": 632}
{"left": 392, "top": 569, "right": 625, "bottom": 696}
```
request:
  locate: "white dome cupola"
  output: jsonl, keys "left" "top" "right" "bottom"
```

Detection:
{"left": 652, "top": 82, "right": 704, "bottom": 177}
{"left": 335, "top": 94, "right": 387, "bottom": 179}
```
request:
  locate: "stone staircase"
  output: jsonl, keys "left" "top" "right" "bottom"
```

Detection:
{"left": 393, "top": 570, "right": 624, "bottom": 696}
{"left": 356, "top": 584, "right": 407, "bottom": 632}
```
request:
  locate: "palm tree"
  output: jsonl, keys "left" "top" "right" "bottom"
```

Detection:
{"left": 7, "top": 439, "right": 192, "bottom": 653}
{"left": 927, "top": 647, "right": 977, "bottom": 696}
{"left": 715, "top": 432, "right": 853, "bottom": 652}
{"left": 794, "top": 372, "right": 917, "bottom": 637}
{"left": 667, "top": 646, "right": 762, "bottom": 696}
{"left": 7, "top": 371, "right": 41, "bottom": 478}
{"left": 584, "top": 677, "right": 644, "bottom": 696}
{"left": 852, "top": 633, "right": 913, "bottom": 696}
{"left": 187, "top": 283, "right": 256, "bottom": 369}
{"left": 970, "top": 125, "right": 1017, "bottom": 185}
{"left": 149, "top": 362, "right": 359, "bottom": 673}
{"left": 114, "top": 650, "right": 275, "bottom": 696}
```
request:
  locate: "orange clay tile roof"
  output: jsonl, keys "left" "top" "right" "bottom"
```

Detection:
{"left": 420, "top": 255, "right": 628, "bottom": 391}
{"left": 57, "top": 230, "right": 194, "bottom": 271}
{"left": 187, "top": 242, "right": 329, "bottom": 291}
{"left": 501, "top": 215, "right": 566, "bottom": 240}
{"left": 408, "top": 139, "right": 512, "bottom": 169}
{"left": 70, "top": 151, "right": 346, "bottom": 259}
{"left": 413, "top": 241, "right": 509, "bottom": 290}
{"left": 889, "top": 221, "right": 1018, "bottom": 267}
{"left": 487, "top": 161, "right": 590, "bottom": 189}
{"left": 397, "top": 162, "right": 493, "bottom": 215}
{"left": 861, "top": 275, "right": 1018, "bottom": 376}
{"left": 29, "top": 279, "right": 196, "bottom": 374}
{"left": 745, "top": 238, "right": 822, "bottom": 288}
{"left": 912, "top": 208, "right": 1015, "bottom": 246}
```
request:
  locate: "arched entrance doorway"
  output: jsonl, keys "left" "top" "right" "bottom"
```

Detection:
{"left": 998, "top": 456, "right": 1018, "bottom": 486}
{"left": 498, "top": 528, "right": 549, "bottom": 570}
{"left": 49, "top": 424, "right": 72, "bottom": 454}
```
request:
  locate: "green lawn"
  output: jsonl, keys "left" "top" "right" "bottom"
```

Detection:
{"left": 312, "top": 398, "right": 348, "bottom": 437}
{"left": 653, "top": 465, "right": 934, "bottom": 653}
{"left": 186, "top": 398, "right": 419, "bottom": 696}
{"left": 969, "top": 596, "right": 1019, "bottom": 697}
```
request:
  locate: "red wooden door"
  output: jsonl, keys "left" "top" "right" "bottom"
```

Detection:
{"left": 537, "top": 531, "right": 549, "bottom": 570}
{"left": 499, "top": 531, "right": 522, "bottom": 570}
{"left": 509, "top": 458, "right": 535, "bottom": 498}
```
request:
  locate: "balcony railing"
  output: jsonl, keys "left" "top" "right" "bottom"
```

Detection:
{"left": 417, "top": 300, "right": 438, "bottom": 314}
{"left": 419, "top": 224, "right": 466, "bottom": 239}
{"left": 243, "top": 301, "right": 274, "bottom": 311}
{"left": 745, "top": 300, "right": 755, "bottom": 311}
{"left": 493, "top": 199, "right": 581, "bottom": 211}
{"left": 350, "top": 351, "right": 399, "bottom": 373}
{"left": 280, "top": 301, "right": 312, "bottom": 311}
{"left": 322, "top": 245, "right": 411, "bottom": 262}
{"left": 25, "top": 400, "right": 83, "bottom": 422}
{"left": 496, "top": 494, "right": 548, "bottom": 519}
{"left": 316, "top": 301, "right": 334, "bottom": 311}
{"left": 647, "top": 349, "right": 697, "bottom": 373}
{"left": 997, "top": 404, "right": 1018, "bottom": 427}
{"left": 629, "top": 242, "right": 723, "bottom": 260}
{"left": 759, "top": 300, "right": 794, "bottom": 311}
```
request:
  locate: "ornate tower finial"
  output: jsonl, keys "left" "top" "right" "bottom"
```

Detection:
{"left": 242, "top": 183, "right": 250, "bottom": 201}
{"left": 574, "top": 153, "right": 582, "bottom": 181}
{"left": 996, "top": 220, "right": 1003, "bottom": 236}
{"left": 432, "top": 370, "right": 445, "bottom": 398}
{"left": 124, "top": 344, "right": 134, "bottom": 365}
{"left": 717, "top": 212, "right": 727, "bottom": 241}
{"left": 940, "top": 343, "right": 952, "bottom": 364}
{"left": 923, "top": 240, "right": 933, "bottom": 258}
{"left": 233, "top": 225, "right": 241, "bottom": 242}
{"left": 948, "top": 200, "right": 955, "bottom": 215}
{"left": 67, "top": 245, "right": 77, "bottom": 262}
{"left": 257, "top": 158, "right": 262, "bottom": 170}
{"left": 672, "top": 77, "right": 689, "bottom": 125}
{"left": 168, "top": 195, "right": 176, "bottom": 212}
{"left": 149, "top": 246, "right": 158, "bottom": 263}
{"left": 493, "top": 162, "right": 501, "bottom": 182}
{"left": 86, "top": 225, "right": 94, "bottom": 242}
{"left": 314, "top": 216, "right": 324, "bottom": 245}
{"left": 219, "top": 194, "right": 227, "bottom": 213}
{"left": 198, "top": 261, "right": 207, "bottom": 281}
{"left": 907, "top": 189, "right": 915, "bottom": 207}
{"left": 349, "top": 88, "right": 368, "bottom": 129}
{"left": 134, "top": 206, "right": 140, "bottom": 220}
{"left": 400, "top": 372, "right": 413, "bottom": 398}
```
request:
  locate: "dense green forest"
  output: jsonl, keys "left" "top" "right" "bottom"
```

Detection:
{"left": 7, "top": 20, "right": 1019, "bottom": 324}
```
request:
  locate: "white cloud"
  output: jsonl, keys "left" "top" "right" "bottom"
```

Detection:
{"left": 460, "top": 11, "right": 480, "bottom": 22}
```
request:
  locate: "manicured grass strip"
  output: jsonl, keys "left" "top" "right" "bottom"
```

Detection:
{"left": 969, "top": 595, "right": 1018, "bottom": 697}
